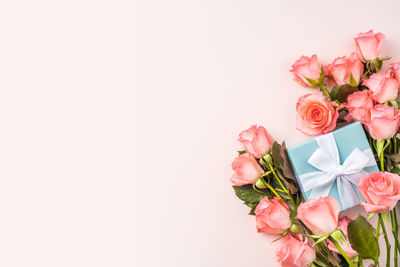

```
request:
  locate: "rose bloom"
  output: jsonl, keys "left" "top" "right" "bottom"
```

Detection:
{"left": 391, "top": 62, "right": 400, "bottom": 85}
{"left": 276, "top": 234, "right": 316, "bottom": 267}
{"left": 238, "top": 125, "right": 273, "bottom": 158}
{"left": 296, "top": 197, "right": 340, "bottom": 235}
{"left": 290, "top": 55, "right": 321, "bottom": 87}
{"left": 296, "top": 93, "right": 339, "bottom": 136}
{"left": 364, "top": 104, "right": 400, "bottom": 141}
{"left": 255, "top": 197, "right": 292, "bottom": 234}
{"left": 327, "top": 216, "right": 358, "bottom": 258}
{"left": 362, "top": 70, "right": 398, "bottom": 103}
{"left": 354, "top": 30, "right": 385, "bottom": 62}
{"left": 324, "top": 53, "right": 364, "bottom": 86}
{"left": 230, "top": 153, "right": 264, "bottom": 186}
{"left": 344, "top": 90, "right": 374, "bottom": 123}
{"left": 358, "top": 172, "right": 400, "bottom": 213}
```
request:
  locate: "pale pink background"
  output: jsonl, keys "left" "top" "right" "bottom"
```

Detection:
{"left": 0, "top": 0, "right": 399, "bottom": 266}
{"left": 137, "top": 0, "right": 400, "bottom": 266}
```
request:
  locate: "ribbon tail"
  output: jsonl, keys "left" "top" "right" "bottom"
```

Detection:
{"left": 337, "top": 176, "right": 359, "bottom": 210}
{"left": 308, "top": 174, "right": 336, "bottom": 200}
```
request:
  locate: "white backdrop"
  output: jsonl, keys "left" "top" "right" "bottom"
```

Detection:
{"left": 0, "top": 0, "right": 399, "bottom": 266}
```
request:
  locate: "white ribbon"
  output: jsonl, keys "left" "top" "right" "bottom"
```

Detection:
{"left": 298, "top": 133, "right": 376, "bottom": 210}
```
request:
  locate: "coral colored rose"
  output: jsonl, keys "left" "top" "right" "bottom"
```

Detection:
{"left": 230, "top": 153, "right": 264, "bottom": 186}
{"left": 391, "top": 62, "right": 400, "bottom": 86}
{"left": 296, "top": 93, "right": 339, "bottom": 136}
{"left": 296, "top": 197, "right": 340, "bottom": 235}
{"left": 364, "top": 104, "right": 400, "bottom": 140}
{"left": 344, "top": 90, "right": 374, "bottom": 123}
{"left": 238, "top": 125, "right": 273, "bottom": 158}
{"left": 290, "top": 55, "right": 322, "bottom": 86}
{"left": 354, "top": 30, "right": 385, "bottom": 62}
{"left": 362, "top": 71, "right": 398, "bottom": 103}
{"left": 327, "top": 217, "right": 358, "bottom": 258}
{"left": 324, "top": 53, "right": 364, "bottom": 86}
{"left": 255, "top": 197, "right": 292, "bottom": 234}
{"left": 358, "top": 172, "right": 400, "bottom": 213}
{"left": 276, "top": 234, "right": 316, "bottom": 267}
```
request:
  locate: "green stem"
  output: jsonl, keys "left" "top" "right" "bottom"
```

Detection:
{"left": 269, "top": 164, "right": 296, "bottom": 208}
{"left": 390, "top": 210, "right": 398, "bottom": 267}
{"left": 380, "top": 153, "right": 385, "bottom": 171}
{"left": 314, "top": 257, "right": 328, "bottom": 267}
{"left": 394, "top": 137, "right": 398, "bottom": 154}
{"left": 328, "top": 237, "right": 355, "bottom": 267}
{"left": 379, "top": 214, "right": 391, "bottom": 267}
{"left": 315, "top": 252, "right": 330, "bottom": 266}
{"left": 260, "top": 177, "right": 284, "bottom": 202}
{"left": 358, "top": 256, "right": 363, "bottom": 267}
{"left": 376, "top": 216, "right": 381, "bottom": 239}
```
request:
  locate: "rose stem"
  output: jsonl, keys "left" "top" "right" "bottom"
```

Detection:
{"left": 378, "top": 213, "right": 391, "bottom": 267}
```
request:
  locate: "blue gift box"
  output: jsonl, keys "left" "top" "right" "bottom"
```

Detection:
{"left": 286, "top": 122, "right": 379, "bottom": 211}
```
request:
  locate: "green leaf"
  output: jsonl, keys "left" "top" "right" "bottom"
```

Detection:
{"left": 319, "top": 66, "right": 324, "bottom": 82}
{"left": 335, "top": 84, "right": 358, "bottom": 103}
{"left": 348, "top": 216, "right": 379, "bottom": 261}
{"left": 272, "top": 142, "right": 283, "bottom": 168}
{"left": 233, "top": 185, "right": 266, "bottom": 215}
{"left": 331, "top": 229, "right": 347, "bottom": 243}
{"left": 330, "top": 86, "right": 340, "bottom": 100}
{"left": 304, "top": 76, "right": 320, "bottom": 87}
{"left": 391, "top": 167, "right": 400, "bottom": 175}
{"left": 237, "top": 150, "right": 246, "bottom": 155}
{"left": 349, "top": 73, "right": 358, "bottom": 87}
{"left": 280, "top": 141, "right": 296, "bottom": 180}
{"left": 312, "top": 235, "right": 329, "bottom": 247}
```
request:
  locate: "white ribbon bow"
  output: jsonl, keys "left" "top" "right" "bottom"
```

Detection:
{"left": 298, "top": 133, "right": 376, "bottom": 210}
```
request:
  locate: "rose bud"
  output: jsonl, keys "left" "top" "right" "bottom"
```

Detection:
{"left": 324, "top": 53, "right": 363, "bottom": 86}
{"left": 296, "top": 197, "right": 340, "bottom": 235}
{"left": 230, "top": 153, "right": 264, "bottom": 186}
{"left": 354, "top": 30, "right": 385, "bottom": 62}
{"left": 358, "top": 172, "right": 400, "bottom": 213}
{"left": 290, "top": 55, "right": 322, "bottom": 87}
{"left": 364, "top": 104, "right": 400, "bottom": 141}
{"left": 296, "top": 93, "right": 339, "bottom": 136}
{"left": 276, "top": 234, "right": 316, "bottom": 267}
{"left": 255, "top": 197, "right": 292, "bottom": 235}
{"left": 238, "top": 125, "right": 273, "bottom": 158}
{"left": 362, "top": 70, "right": 398, "bottom": 104}
{"left": 327, "top": 216, "right": 357, "bottom": 258}
{"left": 344, "top": 90, "right": 374, "bottom": 123}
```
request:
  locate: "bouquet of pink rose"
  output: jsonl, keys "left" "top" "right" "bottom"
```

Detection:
{"left": 230, "top": 30, "right": 400, "bottom": 267}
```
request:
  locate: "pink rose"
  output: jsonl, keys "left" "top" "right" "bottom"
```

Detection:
{"left": 296, "top": 93, "right": 339, "bottom": 136}
{"left": 276, "top": 234, "right": 316, "bottom": 267}
{"left": 327, "top": 217, "right": 358, "bottom": 258}
{"left": 364, "top": 104, "right": 400, "bottom": 141}
{"left": 324, "top": 53, "right": 364, "bottom": 86}
{"left": 344, "top": 90, "right": 374, "bottom": 123}
{"left": 230, "top": 153, "right": 264, "bottom": 186}
{"left": 358, "top": 172, "right": 400, "bottom": 213}
{"left": 296, "top": 197, "right": 340, "bottom": 235}
{"left": 354, "top": 30, "right": 385, "bottom": 62}
{"left": 390, "top": 62, "right": 400, "bottom": 85}
{"left": 362, "top": 71, "right": 398, "bottom": 103}
{"left": 255, "top": 197, "right": 292, "bottom": 234}
{"left": 290, "top": 55, "right": 322, "bottom": 86}
{"left": 238, "top": 125, "right": 273, "bottom": 158}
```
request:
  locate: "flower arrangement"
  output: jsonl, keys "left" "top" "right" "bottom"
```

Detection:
{"left": 230, "top": 30, "right": 400, "bottom": 267}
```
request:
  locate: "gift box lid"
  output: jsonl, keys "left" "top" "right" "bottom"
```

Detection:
{"left": 286, "top": 122, "right": 379, "bottom": 211}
